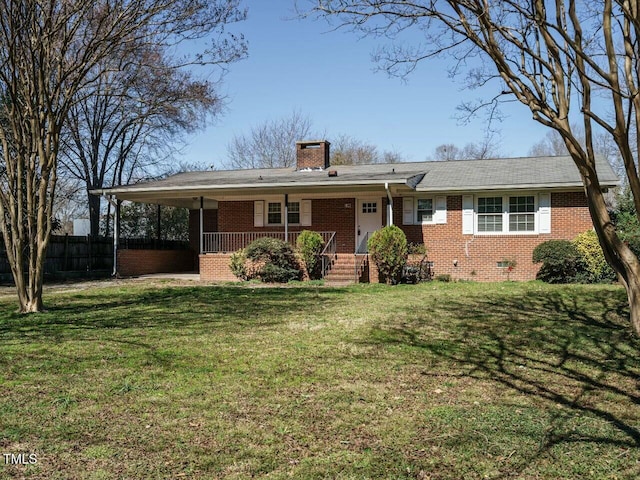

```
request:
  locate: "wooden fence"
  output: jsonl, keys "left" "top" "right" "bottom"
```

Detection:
{"left": 0, "top": 235, "right": 191, "bottom": 281}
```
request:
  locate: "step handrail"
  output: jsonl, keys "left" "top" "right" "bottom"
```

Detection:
{"left": 320, "top": 232, "right": 337, "bottom": 278}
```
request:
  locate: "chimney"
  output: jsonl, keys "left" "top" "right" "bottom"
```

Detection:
{"left": 296, "top": 140, "right": 330, "bottom": 170}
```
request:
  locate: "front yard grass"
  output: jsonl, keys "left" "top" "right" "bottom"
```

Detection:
{"left": 0, "top": 280, "right": 639, "bottom": 479}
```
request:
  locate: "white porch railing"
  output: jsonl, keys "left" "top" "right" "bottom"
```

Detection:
{"left": 202, "top": 231, "right": 336, "bottom": 253}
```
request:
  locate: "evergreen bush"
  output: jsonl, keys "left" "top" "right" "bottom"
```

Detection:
{"left": 532, "top": 240, "right": 584, "bottom": 283}
{"left": 367, "top": 225, "right": 408, "bottom": 284}
{"left": 572, "top": 230, "right": 616, "bottom": 283}
{"left": 296, "top": 230, "right": 325, "bottom": 280}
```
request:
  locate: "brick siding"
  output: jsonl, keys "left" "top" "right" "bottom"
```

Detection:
{"left": 217, "top": 198, "right": 356, "bottom": 253}
{"left": 117, "top": 249, "right": 196, "bottom": 277}
{"left": 194, "top": 190, "right": 594, "bottom": 282}
{"left": 391, "top": 192, "right": 593, "bottom": 281}
{"left": 199, "top": 253, "right": 237, "bottom": 281}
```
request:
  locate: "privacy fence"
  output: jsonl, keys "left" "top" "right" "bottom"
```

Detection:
{"left": 0, "top": 235, "right": 190, "bottom": 282}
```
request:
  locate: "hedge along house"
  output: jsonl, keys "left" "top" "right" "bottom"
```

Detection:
{"left": 93, "top": 140, "right": 619, "bottom": 282}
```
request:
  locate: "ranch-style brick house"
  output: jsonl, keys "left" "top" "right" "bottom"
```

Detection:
{"left": 94, "top": 140, "right": 619, "bottom": 282}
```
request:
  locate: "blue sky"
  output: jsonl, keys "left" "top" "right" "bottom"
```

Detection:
{"left": 181, "top": 1, "right": 551, "bottom": 168}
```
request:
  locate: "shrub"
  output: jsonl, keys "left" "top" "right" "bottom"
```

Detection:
{"left": 296, "top": 230, "right": 325, "bottom": 280}
{"left": 229, "top": 249, "right": 248, "bottom": 280}
{"left": 402, "top": 243, "right": 432, "bottom": 284}
{"left": 435, "top": 274, "right": 452, "bottom": 282}
{"left": 229, "top": 237, "right": 302, "bottom": 283}
{"left": 367, "top": 225, "right": 407, "bottom": 284}
{"left": 532, "top": 240, "right": 584, "bottom": 283}
{"left": 572, "top": 230, "right": 616, "bottom": 283}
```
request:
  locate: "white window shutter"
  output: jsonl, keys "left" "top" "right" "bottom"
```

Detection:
{"left": 301, "top": 199, "right": 312, "bottom": 226}
{"left": 254, "top": 200, "right": 264, "bottom": 227}
{"left": 403, "top": 197, "right": 414, "bottom": 225}
{"left": 539, "top": 193, "right": 551, "bottom": 233}
{"left": 434, "top": 196, "right": 447, "bottom": 224}
{"left": 462, "top": 195, "right": 474, "bottom": 234}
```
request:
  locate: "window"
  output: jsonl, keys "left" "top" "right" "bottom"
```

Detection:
{"left": 477, "top": 197, "right": 503, "bottom": 232}
{"left": 473, "top": 194, "right": 540, "bottom": 234}
{"left": 267, "top": 202, "right": 281, "bottom": 224}
{"left": 362, "top": 202, "right": 377, "bottom": 213}
{"left": 287, "top": 202, "right": 300, "bottom": 224}
{"left": 509, "top": 196, "right": 535, "bottom": 232}
{"left": 416, "top": 198, "right": 433, "bottom": 222}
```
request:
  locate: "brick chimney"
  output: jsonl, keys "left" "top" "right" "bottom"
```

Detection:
{"left": 296, "top": 140, "right": 330, "bottom": 170}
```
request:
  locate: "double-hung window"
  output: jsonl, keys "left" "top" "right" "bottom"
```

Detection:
{"left": 475, "top": 194, "right": 538, "bottom": 234}
{"left": 477, "top": 197, "right": 503, "bottom": 232}
{"left": 287, "top": 202, "right": 300, "bottom": 224}
{"left": 267, "top": 202, "right": 282, "bottom": 225}
{"left": 508, "top": 196, "right": 535, "bottom": 232}
{"left": 416, "top": 199, "right": 433, "bottom": 223}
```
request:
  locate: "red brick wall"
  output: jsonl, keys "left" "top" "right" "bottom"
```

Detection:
{"left": 217, "top": 198, "right": 356, "bottom": 253}
{"left": 392, "top": 192, "right": 593, "bottom": 281}
{"left": 117, "top": 249, "right": 196, "bottom": 276}
{"left": 199, "top": 253, "right": 237, "bottom": 282}
{"left": 211, "top": 191, "right": 593, "bottom": 282}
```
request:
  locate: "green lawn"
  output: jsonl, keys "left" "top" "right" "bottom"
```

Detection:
{"left": 0, "top": 280, "right": 639, "bottom": 479}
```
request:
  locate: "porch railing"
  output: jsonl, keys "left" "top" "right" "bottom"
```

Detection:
{"left": 202, "top": 231, "right": 335, "bottom": 253}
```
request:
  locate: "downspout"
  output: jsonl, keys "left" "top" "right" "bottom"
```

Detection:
{"left": 385, "top": 182, "right": 393, "bottom": 226}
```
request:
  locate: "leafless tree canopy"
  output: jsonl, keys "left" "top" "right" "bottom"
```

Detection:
{"left": 309, "top": 0, "right": 640, "bottom": 334}
{"left": 226, "top": 111, "right": 316, "bottom": 169}
{"left": 60, "top": 10, "right": 245, "bottom": 237}
{"left": 0, "top": 1, "right": 246, "bottom": 312}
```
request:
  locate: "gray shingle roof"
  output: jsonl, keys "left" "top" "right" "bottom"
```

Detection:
{"left": 94, "top": 155, "right": 618, "bottom": 196}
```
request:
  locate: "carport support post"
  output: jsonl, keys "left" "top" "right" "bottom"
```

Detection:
{"left": 156, "top": 204, "right": 162, "bottom": 243}
{"left": 199, "top": 196, "right": 204, "bottom": 254}
{"left": 112, "top": 198, "right": 121, "bottom": 277}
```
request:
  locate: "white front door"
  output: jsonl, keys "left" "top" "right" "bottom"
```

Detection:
{"left": 357, "top": 198, "right": 382, "bottom": 252}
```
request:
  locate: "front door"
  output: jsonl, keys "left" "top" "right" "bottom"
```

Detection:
{"left": 357, "top": 198, "right": 382, "bottom": 252}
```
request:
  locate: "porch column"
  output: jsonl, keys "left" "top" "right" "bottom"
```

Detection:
{"left": 284, "top": 193, "right": 289, "bottom": 243}
{"left": 199, "top": 196, "right": 204, "bottom": 254}
{"left": 385, "top": 182, "right": 393, "bottom": 226}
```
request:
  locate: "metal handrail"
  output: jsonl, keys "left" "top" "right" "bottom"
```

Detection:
{"left": 320, "top": 232, "right": 337, "bottom": 279}
{"left": 354, "top": 232, "right": 370, "bottom": 281}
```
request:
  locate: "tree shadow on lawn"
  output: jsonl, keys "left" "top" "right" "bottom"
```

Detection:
{"left": 0, "top": 285, "right": 346, "bottom": 343}
{"left": 368, "top": 285, "right": 640, "bottom": 469}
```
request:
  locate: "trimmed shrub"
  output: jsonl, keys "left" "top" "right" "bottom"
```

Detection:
{"left": 532, "top": 240, "right": 584, "bottom": 283}
{"left": 367, "top": 225, "right": 408, "bottom": 284}
{"left": 296, "top": 230, "right": 325, "bottom": 280}
{"left": 229, "top": 249, "right": 248, "bottom": 280}
{"left": 572, "top": 230, "right": 616, "bottom": 283}
{"left": 230, "top": 237, "right": 302, "bottom": 283}
{"left": 244, "top": 237, "right": 302, "bottom": 283}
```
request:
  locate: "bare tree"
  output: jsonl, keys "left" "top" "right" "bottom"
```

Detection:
{"left": 0, "top": 0, "right": 246, "bottom": 313}
{"left": 60, "top": 36, "right": 241, "bottom": 237}
{"left": 226, "top": 111, "right": 315, "bottom": 168}
{"left": 430, "top": 135, "right": 503, "bottom": 161}
{"left": 310, "top": 0, "right": 640, "bottom": 335}
{"left": 330, "top": 134, "right": 380, "bottom": 164}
